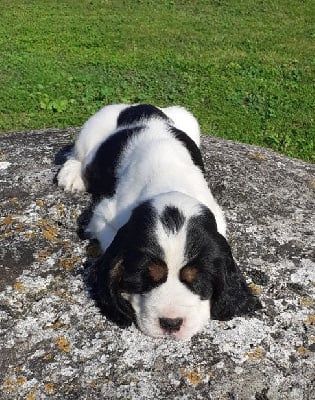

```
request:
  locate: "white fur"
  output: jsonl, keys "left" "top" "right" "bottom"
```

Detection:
{"left": 57, "top": 158, "right": 85, "bottom": 192}
{"left": 162, "top": 105, "right": 201, "bottom": 147}
{"left": 127, "top": 282, "right": 210, "bottom": 340}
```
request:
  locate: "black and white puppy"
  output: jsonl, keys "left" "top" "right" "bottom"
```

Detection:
{"left": 58, "top": 103, "right": 261, "bottom": 340}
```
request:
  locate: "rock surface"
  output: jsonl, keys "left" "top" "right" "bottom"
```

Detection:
{"left": 0, "top": 128, "right": 314, "bottom": 400}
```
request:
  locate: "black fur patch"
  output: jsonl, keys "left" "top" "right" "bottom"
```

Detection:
{"left": 160, "top": 205, "right": 186, "bottom": 234}
{"left": 89, "top": 200, "right": 166, "bottom": 327}
{"left": 124, "top": 201, "right": 163, "bottom": 257}
{"left": 183, "top": 207, "right": 220, "bottom": 300}
{"left": 169, "top": 126, "right": 205, "bottom": 173}
{"left": 83, "top": 126, "right": 144, "bottom": 197}
{"left": 117, "top": 104, "right": 169, "bottom": 127}
{"left": 183, "top": 206, "right": 262, "bottom": 319}
{"left": 185, "top": 206, "right": 218, "bottom": 259}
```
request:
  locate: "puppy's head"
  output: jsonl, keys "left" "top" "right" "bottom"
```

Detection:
{"left": 92, "top": 192, "right": 261, "bottom": 340}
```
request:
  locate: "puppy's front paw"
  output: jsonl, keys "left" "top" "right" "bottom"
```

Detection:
{"left": 57, "top": 159, "right": 86, "bottom": 192}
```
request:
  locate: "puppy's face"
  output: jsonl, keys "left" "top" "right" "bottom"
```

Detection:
{"left": 121, "top": 202, "right": 213, "bottom": 340}
{"left": 92, "top": 194, "right": 261, "bottom": 340}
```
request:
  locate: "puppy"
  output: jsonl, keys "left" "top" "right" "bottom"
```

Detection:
{"left": 58, "top": 103, "right": 261, "bottom": 340}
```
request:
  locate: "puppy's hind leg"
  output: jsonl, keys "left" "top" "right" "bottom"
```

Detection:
{"left": 57, "top": 157, "right": 86, "bottom": 193}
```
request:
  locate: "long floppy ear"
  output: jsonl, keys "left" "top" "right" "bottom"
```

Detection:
{"left": 210, "top": 241, "right": 262, "bottom": 321}
{"left": 89, "top": 227, "right": 135, "bottom": 328}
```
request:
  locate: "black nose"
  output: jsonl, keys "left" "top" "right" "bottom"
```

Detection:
{"left": 159, "top": 317, "right": 183, "bottom": 333}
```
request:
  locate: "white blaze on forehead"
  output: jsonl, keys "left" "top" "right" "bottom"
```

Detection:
{"left": 152, "top": 191, "right": 203, "bottom": 274}
{"left": 155, "top": 222, "right": 187, "bottom": 275}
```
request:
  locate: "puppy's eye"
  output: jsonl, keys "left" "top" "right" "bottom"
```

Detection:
{"left": 180, "top": 265, "right": 198, "bottom": 284}
{"left": 147, "top": 264, "right": 168, "bottom": 283}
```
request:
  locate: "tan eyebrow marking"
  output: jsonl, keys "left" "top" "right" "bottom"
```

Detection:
{"left": 180, "top": 265, "right": 198, "bottom": 284}
{"left": 148, "top": 264, "right": 168, "bottom": 283}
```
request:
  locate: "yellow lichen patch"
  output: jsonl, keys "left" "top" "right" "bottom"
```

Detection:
{"left": 2, "top": 378, "right": 15, "bottom": 393}
{"left": 244, "top": 346, "right": 265, "bottom": 361}
{"left": 44, "top": 382, "right": 55, "bottom": 394}
{"left": 181, "top": 369, "right": 202, "bottom": 385}
{"left": 11, "top": 221, "right": 24, "bottom": 234}
{"left": 55, "top": 202, "right": 66, "bottom": 218}
{"left": 296, "top": 346, "right": 309, "bottom": 356}
{"left": 55, "top": 336, "right": 70, "bottom": 352}
{"left": 16, "top": 376, "right": 27, "bottom": 386}
{"left": 59, "top": 256, "right": 81, "bottom": 271}
{"left": 25, "top": 231, "right": 36, "bottom": 239}
{"left": 88, "top": 381, "right": 99, "bottom": 388}
{"left": 308, "top": 179, "right": 315, "bottom": 188}
{"left": 1, "top": 215, "right": 15, "bottom": 226}
{"left": 61, "top": 240, "right": 72, "bottom": 248}
{"left": 38, "top": 219, "right": 59, "bottom": 242}
{"left": 206, "top": 371, "right": 215, "bottom": 378}
{"left": 96, "top": 322, "right": 105, "bottom": 330}
{"left": 44, "top": 318, "right": 69, "bottom": 331}
{"left": 35, "top": 249, "right": 52, "bottom": 261}
{"left": 26, "top": 391, "right": 36, "bottom": 400}
{"left": 14, "top": 281, "right": 25, "bottom": 293}
{"left": 300, "top": 297, "right": 314, "bottom": 307}
{"left": 306, "top": 315, "right": 315, "bottom": 325}
{"left": 2, "top": 376, "right": 27, "bottom": 393}
{"left": 43, "top": 353, "right": 54, "bottom": 361}
{"left": 249, "top": 152, "right": 266, "bottom": 161}
{"left": 0, "top": 215, "right": 24, "bottom": 236}
{"left": 36, "top": 199, "right": 45, "bottom": 207}
{"left": 249, "top": 283, "right": 262, "bottom": 295}
{"left": 54, "top": 289, "right": 73, "bottom": 302}
{"left": 42, "top": 229, "right": 58, "bottom": 242}
{"left": 86, "top": 243, "right": 101, "bottom": 257}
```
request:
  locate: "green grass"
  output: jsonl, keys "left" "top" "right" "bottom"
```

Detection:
{"left": 0, "top": 0, "right": 314, "bottom": 161}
